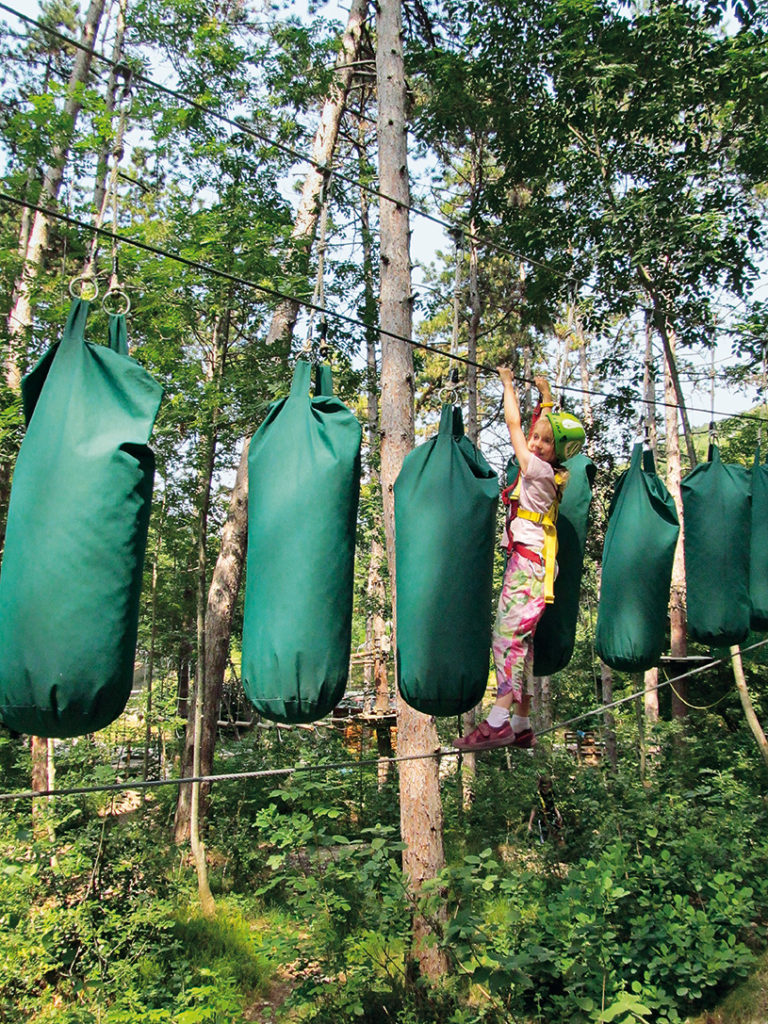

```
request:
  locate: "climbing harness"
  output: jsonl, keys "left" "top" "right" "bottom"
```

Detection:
{"left": 501, "top": 468, "right": 568, "bottom": 603}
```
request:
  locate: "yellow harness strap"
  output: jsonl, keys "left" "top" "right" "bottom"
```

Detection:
{"left": 509, "top": 470, "right": 566, "bottom": 603}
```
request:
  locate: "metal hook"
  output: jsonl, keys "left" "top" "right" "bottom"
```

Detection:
{"left": 439, "top": 368, "right": 461, "bottom": 404}
{"left": 69, "top": 274, "right": 99, "bottom": 301}
{"left": 102, "top": 287, "right": 131, "bottom": 316}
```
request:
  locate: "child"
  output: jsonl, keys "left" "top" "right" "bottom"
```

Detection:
{"left": 529, "top": 776, "right": 564, "bottom": 844}
{"left": 453, "top": 366, "right": 584, "bottom": 751}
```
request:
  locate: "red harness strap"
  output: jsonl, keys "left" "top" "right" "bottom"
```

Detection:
{"left": 511, "top": 542, "right": 544, "bottom": 566}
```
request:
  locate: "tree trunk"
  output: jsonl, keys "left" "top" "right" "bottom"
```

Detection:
{"left": 644, "top": 667, "right": 659, "bottom": 724}
{"left": 577, "top": 318, "right": 593, "bottom": 428}
{"left": 173, "top": 0, "right": 368, "bottom": 842}
{"left": 643, "top": 308, "right": 658, "bottom": 456}
{"left": 359, "top": 134, "right": 391, "bottom": 735}
{"left": 638, "top": 266, "right": 698, "bottom": 472}
{"left": 601, "top": 660, "right": 617, "bottom": 768}
{"left": 664, "top": 335, "right": 688, "bottom": 720}
{"left": 730, "top": 646, "right": 768, "bottom": 770}
{"left": 461, "top": 163, "right": 483, "bottom": 810}
{"left": 533, "top": 674, "right": 553, "bottom": 732}
{"left": 175, "top": 307, "right": 230, "bottom": 842}
{"left": 465, "top": 150, "right": 482, "bottom": 446}
{"left": 376, "top": 0, "right": 447, "bottom": 980}
{"left": 641, "top": 317, "right": 659, "bottom": 727}
{"left": 642, "top": 316, "right": 660, "bottom": 721}
{"left": 6, "top": 0, "right": 107, "bottom": 388}
{"left": 144, "top": 489, "right": 166, "bottom": 784}
{"left": 264, "top": 0, "right": 368, "bottom": 348}
{"left": 30, "top": 735, "right": 53, "bottom": 839}
{"left": 83, "top": 0, "right": 127, "bottom": 282}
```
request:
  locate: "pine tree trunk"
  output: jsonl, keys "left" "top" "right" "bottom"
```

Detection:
{"left": 577, "top": 319, "right": 593, "bottom": 428}
{"left": 601, "top": 660, "right": 617, "bottom": 767}
{"left": 376, "top": 0, "right": 447, "bottom": 980}
{"left": 461, "top": 163, "right": 483, "bottom": 809}
{"left": 30, "top": 735, "right": 53, "bottom": 839}
{"left": 644, "top": 667, "right": 659, "bottom": 724}
{"left": 643, "top": 313, "right": 660, "bottom": 724}
{"left": 359, "top": 142, "right": 390, "bottom": 734}
{"left": 173, "top": 0, "right": 368, "bottom": 841}
{"left": 83, "top": 0, "right": 128, "bottom": 282}
{"left": 6, "top": 0, "right": 107, "bottom": 388}
{"left": 643, "top": 309, "right": 658, "bottom": 456}
{"left": 663, "top": 334, "right": 688, "bottom": 720}
{"left": 144, "top": 490, "right": 166, "bottom": 784}
{"left": 638, "top": 266, "right": 698, "bottom": 472}
{"left": 174, "top": 307, "right": 229, "bottom": 842}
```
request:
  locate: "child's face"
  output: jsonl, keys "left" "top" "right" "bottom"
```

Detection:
{"left": 528, "top": 417, "right": 556, "bottom": 463}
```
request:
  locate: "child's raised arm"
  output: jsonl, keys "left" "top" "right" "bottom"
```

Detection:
{"left": 498, "top": 366, "right": 532, "bottom": 474}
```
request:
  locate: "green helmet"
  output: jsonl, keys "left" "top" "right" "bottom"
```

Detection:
{"left": 545, "top": 411, "right": 586, "bottom": 462}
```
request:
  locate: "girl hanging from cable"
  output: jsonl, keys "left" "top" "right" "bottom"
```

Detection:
{"left": 453, "top": 367, "right": 585, "bottom": 751}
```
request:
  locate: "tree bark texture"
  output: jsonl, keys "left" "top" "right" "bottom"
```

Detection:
{"left": 376, "top": 0, "right": 448, "bottom": 980}
{"left": 601, "top": 660, "right": 617, "bottom": 767}
{"left": 663, "top": 336, "right": 688, "bottom": 720}
{"left": 644, "top": 667, "right": 659, "bottom": 724}
{"left": 643, "top": 309, "right": 658, "bottom": 456}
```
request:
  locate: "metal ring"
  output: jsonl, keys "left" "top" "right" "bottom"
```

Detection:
{"left": 69, "top": 274, "right": 99, "bottom": 301}
{"left": 439, "top": 386, "right": 460, "bottom": 404}
{"left": 102, "top": 288, "right": 131, "bottom": 316}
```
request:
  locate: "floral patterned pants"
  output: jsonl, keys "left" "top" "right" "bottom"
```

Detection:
{"left": 492, "top": 550, "right": 547, "bottom": 704}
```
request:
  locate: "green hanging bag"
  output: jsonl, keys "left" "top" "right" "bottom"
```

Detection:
{"left": 682, "top": 445, "right": 751, "bottom": 647}
{"left": 749, "top": 447, "right": 768, "bottom": 632}
{"left": 595, "top": 445, "right": 679, "bottom": 671}
{"left": 241, "top": 360, "right": 361, "bottom": 723}
{"left": 0, "top": 300, "right": 162, "bottom": 737}
{"left": 533, "top": 453, "right": 596, "bottom": 676}
{"left": 394, "top": 405, "right": 498, "bottom": 717}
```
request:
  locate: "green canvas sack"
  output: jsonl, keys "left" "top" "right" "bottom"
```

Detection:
{"left": 241, "top": 360, "right": 361, "bottom": 723}
{"left": 394, "top": 405, "right": 498, "bottom": 717}
{"left": 533, "top": 453, "right": 596, "bottom": 677}
{"left": 749, "top": 448, "right": 768, "bottom": 632}
{"left": 0, "top": 299, "right": 162, "bottom": 737}
{"left": 595, "top": 445, "right": 679, "bottom": 671}
{"left": 682, "top": 445, "right": 751, "bottom": 647}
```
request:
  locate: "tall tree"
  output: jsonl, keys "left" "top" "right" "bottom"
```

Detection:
{"left": 173, "top": 0, "right": 368, "bottom": 841}
{"left": 5, "top": 0, "right": 107, "bottom": 388}
{"left": 376, "top": 0, "right": 447, "bottom": 980}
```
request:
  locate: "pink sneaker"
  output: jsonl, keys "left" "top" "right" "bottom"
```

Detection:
{"left": 453, "top": 719, "right": 516, "bottom": 751}
{"left": 509, "top": 728, "right": 536, "bottom": 749}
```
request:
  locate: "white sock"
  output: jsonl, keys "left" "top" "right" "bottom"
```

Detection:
{"left": 487, "top": 704, "right": 510, "bottom": 729}
{"left": 511, "top": 714, "right": 531, "bottom": 732}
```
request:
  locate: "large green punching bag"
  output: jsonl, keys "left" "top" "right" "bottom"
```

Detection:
{"left": 394, "top": 405, "right": 498, "bottom": 717}
{"left": 749, "top": 448, "right": 768, "bottom": 632}
{"left": 0, "top": 300, "right": 163, "bottom": 737}
{"left": 533, "top": 453, "right": 596, "bottom": 676}
{"left": 241, "top": 360, "right": 361, "bottom": 723}
{"left": 682, "top": 445, "right": 751, "bottom": 647}
{"left": 595, "top": 445, "right": 679, "bottom": 671}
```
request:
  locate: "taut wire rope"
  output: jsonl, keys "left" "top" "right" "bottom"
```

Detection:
{"left": 1, "top": 190, "right": 766, "bottom": 429}
{"left": 2, "top": 637, "right": 765, "bottom": 803}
